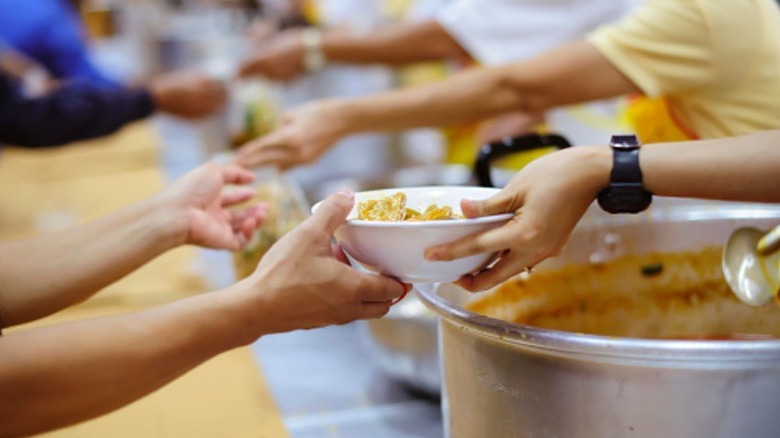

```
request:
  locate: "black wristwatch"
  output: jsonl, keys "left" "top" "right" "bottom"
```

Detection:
{"left": 597, "top": 134, "right": 652, "bottom": 214}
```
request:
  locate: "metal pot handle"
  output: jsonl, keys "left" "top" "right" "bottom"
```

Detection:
{"left": 474, "top": 133, "right": 572, "bottom": 187}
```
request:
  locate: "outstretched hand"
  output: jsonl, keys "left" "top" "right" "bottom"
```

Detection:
{"left": 159, "top": 162, "right": 268, "bottom": 251}
{"left": 245, "top": 189, "right": 409, "bottom": 333}
{"left": 425, "top": 146, "right": 610, "bottom": 291}
{"left": 234, "top": 101, "right": 343, "bottom": 170}
{"left": 238, "top": 29, "right": 307, "bottom": 82}
{"left": 149, "top": 70, "right": 227, "bottom": 119}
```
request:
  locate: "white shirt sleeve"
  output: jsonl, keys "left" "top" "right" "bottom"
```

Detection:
{"left": 435, "top": 0, "right": 642, "bottom": 65}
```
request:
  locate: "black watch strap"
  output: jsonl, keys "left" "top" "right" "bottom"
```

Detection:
{"left": 597, "top": 135, "right": 652, "bottom": 214}
{"left": 611, "top": 147, "right": 643, "bottom": 184}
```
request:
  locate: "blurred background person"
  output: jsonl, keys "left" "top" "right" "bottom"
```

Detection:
{"left": 239, "top": 0, "right": 643, "bottom": 169}
{"left": 0, "top": 64, "right": 151, "bottom": 147}
{"left": 235, "top": 0, "right": 780, "bottom": 171}
{"left": 0, "top": 0, "right": 122, "bottom": 88}
{"left": 235, "top": 0, "right": 408, "bottom": 192}
{"left": 0, "top": 0, "right": 227, "bottom": 127}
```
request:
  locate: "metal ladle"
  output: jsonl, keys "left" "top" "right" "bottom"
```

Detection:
{"left": 722, "top": 225, "right": 780, "bottom": 306}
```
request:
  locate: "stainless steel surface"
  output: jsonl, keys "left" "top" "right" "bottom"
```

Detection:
{"left": 723, "top": 227, "right": 780, "bottom": 306}
{"left": 758, "top": 224, "right": 780, "bottom": 255}
{"left": 417, "top": 200, "right": 780, "bottom": 438}
{"left": 358, "top": 290, "right": 441, "bottom": 395}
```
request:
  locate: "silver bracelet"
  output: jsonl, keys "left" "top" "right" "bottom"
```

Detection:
{"left": 301, "top": 27, "right": 326, "bottom": 73}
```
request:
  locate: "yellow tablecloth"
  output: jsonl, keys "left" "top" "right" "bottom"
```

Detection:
{"left": 0, "top": 122, "right": 288, "bottom": 438}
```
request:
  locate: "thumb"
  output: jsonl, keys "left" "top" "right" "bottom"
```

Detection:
{"left": 310, "top": 189, "right": 355, "bottom": 235}
{"left": 461, "top": 191, "right": 517, "bottom": 218}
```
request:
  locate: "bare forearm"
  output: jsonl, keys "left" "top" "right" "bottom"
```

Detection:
{"left": 575, "top": 130, "right": 780, "bottom": 203}
{"left": 329, "top": 40, "right": 634, "bottom": 137}
{"left": 640, "top": 132, "right": 780, "bottom": 202}
{"left": 331, "top": 63, "right": 524, "bottom": 136}
{"left": 0, "top": 288, "right": 257, "bottom": 437}
{"left": 0, "top": 196, "right": 184, "bottom": 326}
{"left": 322, "top": 20, "right": 468, "bottom": 65}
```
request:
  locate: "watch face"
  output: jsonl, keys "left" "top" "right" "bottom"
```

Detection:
{"left": 610, "top": 134, "right": 640, "bottom": 150}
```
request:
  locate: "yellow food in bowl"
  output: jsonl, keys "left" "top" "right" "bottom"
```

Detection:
{"left": 357, "top": 192, "right": 462, "bottom": 222}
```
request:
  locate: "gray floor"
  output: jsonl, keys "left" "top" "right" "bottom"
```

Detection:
{"left": 252, "top": 324, "right": 443, "bottom": 438}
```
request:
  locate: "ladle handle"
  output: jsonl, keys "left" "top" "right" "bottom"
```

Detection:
{"left": 474, "top": 133, "right": 572, "bottom": 187}
{"left": 757, "top": 225, "right": 780, "bottom": 256}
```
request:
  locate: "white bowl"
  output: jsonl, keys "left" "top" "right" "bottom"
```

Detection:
{"left": 313, "top": 186, "right": 513, "bottom": 283}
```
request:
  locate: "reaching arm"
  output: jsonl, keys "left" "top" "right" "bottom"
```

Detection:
{"left": 239, "top": 20, "right": 469, "bottom": 81}
{"left": 0, "top": 195, "right": 181, "bottom": 326}
{"left": 0, "top": 190, "right": 406, "bottom": 437}
{"left": 0, "top": 289, "right": 251, "bottom": 437}
{"left": 330, "top": 40, "right": 637, "bottom": 133}
{"left": 640, "top": 132, "right": 779, "bottom": 202}
{"left": 0, "top": 69, "right": 227, "bottom": 148}
{"left": 0, "top": 163, "right": 266, "bottom": 327}
{"left": 320, "top": 20, "right": 469, "bottom": 66}
{"left": 425, "top": 130, "right": 780, "bottom": 291}
{"left": 0, "top": 71, "right": 153, "bottom": 147}
{"left": 235, "top": 39, "right": 640, "bottom": 169}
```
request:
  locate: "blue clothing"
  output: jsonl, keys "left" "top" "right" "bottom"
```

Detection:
{"left": 0, "top": 70, "right": 153, "bottom": 147}
{"left": 0, "top": 0, "right": 119, "bottom": 87}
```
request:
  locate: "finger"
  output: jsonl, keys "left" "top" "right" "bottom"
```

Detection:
{"left": 355, "top": 273, "right": 406, "bottom": 303}
{"left": 238, "top": 136, "right": 298, "bottom": 155}
{"left": 331, "top": 242, "right": 350, "bottom": 264}
{"left": 235, "top": 231, "right": 248, "bottom": 250}
{"left": 307, "top": 189, "right": 355, "bottom": 235}
{"left": 425, "top": 220, "right": 520, "bottom": 261}
{"left": 221, "top": 187, "right": 256, "bottom": 206}
{"left": 236, "top": 148, "right": 296, "bottom": 170}
{"left": 360, "top": 302, "right": 393, "bottom": 319}
{"left": 239, "top": 216, "right": 258, "bottom": 242}
{"left": 219, "top": 163, "right": 256, "bottom": 185}
{"left": 235, "top": 138, "right": 295, "bottom": 168}
{"left": 205, "top": 222, "right": 241, "bottom": 251}
{"left": 231, "top": 204, "right": 268, "bottom": 230}
{"left": 456, "top": 252, "right": 529, "bottom": 292}
{"left": 390, "top": 280, "right": 412, "bottom": 305}
{"left": 460, "top": 191, "right": 519, "bottom": 219}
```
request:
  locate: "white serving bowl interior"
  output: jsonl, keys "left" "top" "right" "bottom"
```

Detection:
{"left": 313, "top": 186, "right": 512, "bottom": 283}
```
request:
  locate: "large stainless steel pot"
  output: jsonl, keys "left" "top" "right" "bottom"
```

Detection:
{"left": 417, "top": 201, "right": 780, "bottom": 438}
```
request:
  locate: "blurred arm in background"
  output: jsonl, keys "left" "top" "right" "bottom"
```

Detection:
{"left": 238, "top": 0, "right": 635, "bottom": 146}
{"left": 234, "top": 0, "right": 780, "bottom": 170}
{"left": 0, "top": 0, "right": 227, "bottom": 124}
{"left": 0, "top": 69, "right": 224, "bottom": 147}
{"left": 0, "top": 69, "right": 153, "bottom": 147}
{"left": 239, "top": 19, "right": 469, "bottom": 82}
{"left": 235, "top": 39, "right": 638, "bottom": 169}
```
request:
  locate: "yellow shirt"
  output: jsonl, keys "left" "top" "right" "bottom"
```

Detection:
{"left": 589, "top": 0, "right": 780, "bottom": 140}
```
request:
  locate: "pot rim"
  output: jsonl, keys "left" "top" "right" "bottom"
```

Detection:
{"left": 416, "top": 283, "right": 780, "bottom": 367}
